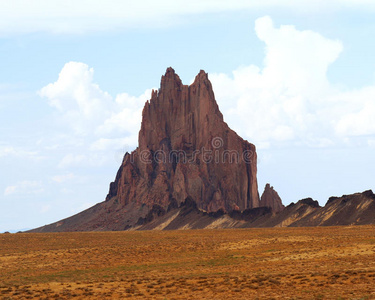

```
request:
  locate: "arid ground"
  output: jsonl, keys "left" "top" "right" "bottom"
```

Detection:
{"left": 1, "top": 226, "right": 375, "bottom": 299}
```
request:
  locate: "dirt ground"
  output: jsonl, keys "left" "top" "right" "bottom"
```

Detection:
{"left": 1, "top": 226, "right": 375, "bottom": 299}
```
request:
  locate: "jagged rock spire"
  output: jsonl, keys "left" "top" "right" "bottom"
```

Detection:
{"left": 260, "top": 183, "right": 284, "bottom": 213}
{"left": 108, "top": 67, "right": 260, "bottom": 213}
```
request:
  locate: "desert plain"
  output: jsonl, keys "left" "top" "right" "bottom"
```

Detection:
{"left": 1, "top": 226, "right": 375, "bottom": 299}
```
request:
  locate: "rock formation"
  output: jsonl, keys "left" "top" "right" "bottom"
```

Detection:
{"left": 106, "top": 67, "right": 259, "bottom": 213}
{"left": 28, "top": 68, "right": 375, "bottom": 233}
{"left": 259, "top": 184, "right": 284, "bottom": 213}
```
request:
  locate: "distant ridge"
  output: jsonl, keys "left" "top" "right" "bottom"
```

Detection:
{"left": 131, "top": 189, "right": 375, "bottom": 230}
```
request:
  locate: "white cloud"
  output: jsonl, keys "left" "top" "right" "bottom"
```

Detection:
{"left": 38, "top": 61, "right": 153, "bottom": 171}
{"left": 210, "top": 16, "right": 374, "bottom": 148}
{"left": 255, "top": 16, "right": 342, "bottom": 95}
{"left": 4, "top": 181, "right": 44, "bottom": 196}
{"left": 334, "top": 87, "right": 375, "bottom": 136}
{"left": 1, "top": 1, "right": 375, "bottom": 36}
{"left": 39, "top": 62, "right": 149, "bottom": 147}
{"left": 96, "top": 90, "right": 152, "bottom": 141}
{"left": 39, "top": 62, "right": 112, "bottom": 134}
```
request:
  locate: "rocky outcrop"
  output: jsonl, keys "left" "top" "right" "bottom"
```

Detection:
{"left": 106, "top": 67, "right": 259, "bottom": 213}
{"left": 259, "top": 184, "right": 284, "bottom": 213}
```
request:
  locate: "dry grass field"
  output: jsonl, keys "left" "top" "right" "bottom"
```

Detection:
{"left": 1, "top": 226, "right": 375, "bottom": 299}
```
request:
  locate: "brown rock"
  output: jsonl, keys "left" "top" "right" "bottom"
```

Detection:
{"left": 259, "top": 183, "right": 284, "bottom": 213}
{"left": 107, "top": 67, "right": 259, "bottom": 213}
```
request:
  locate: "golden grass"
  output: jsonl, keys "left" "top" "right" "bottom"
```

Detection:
{"left": 1, "top": 226, "right": 375, "bottom": 299}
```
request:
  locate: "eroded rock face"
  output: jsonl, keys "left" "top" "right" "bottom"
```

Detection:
{"left": 259, "top": 184, "right": 284, "bottom": 213}
{"left": 107, "top": 68, "right": 260, "bottom": 213}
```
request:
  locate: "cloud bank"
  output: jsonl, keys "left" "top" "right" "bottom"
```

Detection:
{"left": 2, "top": 0, "right": 375, "bottom": 35}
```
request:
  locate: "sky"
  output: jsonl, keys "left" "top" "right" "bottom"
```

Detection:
{"left": 1, "top": 0, "right": 375, "bottom": 232}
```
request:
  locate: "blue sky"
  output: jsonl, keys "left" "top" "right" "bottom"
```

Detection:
{"left": 1, "top": 1, "right": 375, "bottom": 232}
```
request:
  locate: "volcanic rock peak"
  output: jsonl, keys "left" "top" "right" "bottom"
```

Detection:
{"left": 108, "top": 67, "right": 260, "bottom": 214}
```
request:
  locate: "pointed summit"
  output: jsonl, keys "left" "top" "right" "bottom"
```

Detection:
{"left": 160, "top": 67, "right": 182, "bottom": 91}
{"left": 193, "top": 69, "right": 209, "bottom": 82}
{"left": 165, "top": 66, "right": 176, "bottom": 74}
{"left": 260, "top": 184, "right": 284, "bottom": 213}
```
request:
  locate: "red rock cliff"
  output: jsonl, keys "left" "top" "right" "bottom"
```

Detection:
{"left": 106, "top": 68, "right": 259, "bottom": 212}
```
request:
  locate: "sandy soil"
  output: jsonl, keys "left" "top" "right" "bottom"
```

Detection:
{"left": 1, "top": 226, "right": 375, "bottom": 299}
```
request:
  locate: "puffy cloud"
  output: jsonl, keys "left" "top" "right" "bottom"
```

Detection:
{"left": 39, "top": 62, "right": 112, "bottom": 134}
{"left": 37, "top": 61, "right": 155, "bottom": 176}
{"left": 39, "top": 61, "right": 151, "bottom": 153}
{"left": 4, "top": 181, "right": 44, "bottom": 196}
{"left": 255, "top": 16, "right": 342, "bottom": 95}
{"left": 210, "top": 16, "right": 374, "bottom": 148}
